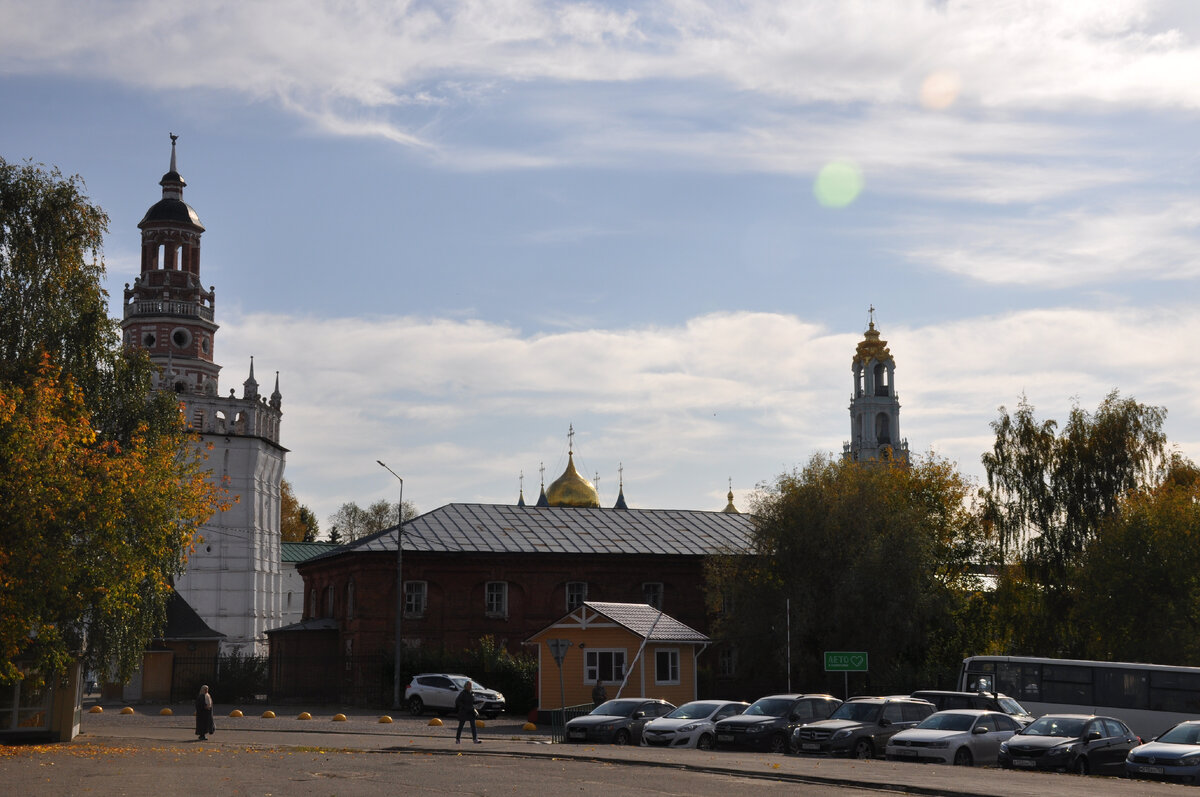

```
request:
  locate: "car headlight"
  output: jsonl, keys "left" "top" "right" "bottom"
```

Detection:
{"left": 832, "top": 729, "right": 852, "bottom": 741}
{"left": 679, "top": 722, "right": 702, "bottom": 733}
{"left": 1181, "top": 753, "right": 1200, "bottom": 767}
{"left": 596, "top": 723, "right": 614, "bottom": 732}
{"left": 747, "top": 724, "right": 768, "bottom": 734}
{"left": 926, "top": 741, "right": 949, "bottom": 749}
{"left": 1044, "top": 745, "right": 1072, "bottom": 757}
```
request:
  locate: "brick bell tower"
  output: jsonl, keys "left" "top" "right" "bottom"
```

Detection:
{"left": 121, "top": 135, "right": 286, "bottom": 654}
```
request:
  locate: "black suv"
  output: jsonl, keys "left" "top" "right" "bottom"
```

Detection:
{"left": 910, "top": 690, "right": 1034, "bottom": 726}
{"left": 714, "top": 693, "right": 842, "bottom": 753}
{"left": 792, "top": 696, "right": 934, "bottom": 758}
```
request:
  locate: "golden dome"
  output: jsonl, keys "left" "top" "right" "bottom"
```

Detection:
{"left": 853, "top": 321, "right": 892, "bottom": 367}
{"left": 721, "top": 489, "right": 739, "bottom": 514}
{"left": 545, "top": 452, "right": 600, "bottom": 508}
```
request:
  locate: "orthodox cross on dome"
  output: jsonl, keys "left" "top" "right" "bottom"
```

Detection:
{"left": 539, "top": 462, "right": 545, "bottom": 488}
{"left": 594, "top": 472, "right": 600, "bottom": 494}
{"left": 618, "top": 462, "right": 624, "bottom": 488}
{"left": 567, "top": 423, "right": 575, "bottom": 454}
{"left": 519, "top": 470, "right": 524, "bottom": 492}
{"left": 868, "top": 304, "right": 875, "bottom": 326}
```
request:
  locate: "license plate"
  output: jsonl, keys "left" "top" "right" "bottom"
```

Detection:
{"left": 717, "top": 734, "right": 733, "bottom": 742}
{"left": 802, "top": 743, "right": 820, "bottom": 751}
{"left": 1135, "top": 765, "right": 1165, "bottom": 775}
{"left": 1013, "top": 759, "right": 1036, "bottom": 768}
{"left": 569, "top": 730, "right": 586, "bottom": 739}
{"left": 895, "top": 749, "right": 917, "bottom": 757}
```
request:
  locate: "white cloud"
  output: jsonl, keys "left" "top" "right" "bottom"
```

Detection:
{"left": 209, "top": 305, "right": 1200, "bottom": 528}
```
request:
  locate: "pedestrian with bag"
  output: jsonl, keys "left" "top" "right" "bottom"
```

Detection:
{"left": 455, "top": 680, "right": 481, "bottom": 744}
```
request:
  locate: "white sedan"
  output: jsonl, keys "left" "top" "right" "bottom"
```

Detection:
{"left": 885, "top": 709, "right": 1022, "bottom": 766}
{"left": 641, "top": 700, "right": 750, "bottom": 750}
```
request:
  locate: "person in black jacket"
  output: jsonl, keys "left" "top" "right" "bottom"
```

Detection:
{"left": 195, "top": 685, "right": 214, "bottom": 741}
{"left": 455, "top": 681, "right": 481, "bottom": 744}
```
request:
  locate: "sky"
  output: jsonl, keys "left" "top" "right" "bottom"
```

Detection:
{"left": 3, "top": 1, "right": 1200, "bottom": 532}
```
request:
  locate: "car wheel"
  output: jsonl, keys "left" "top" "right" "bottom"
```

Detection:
{"left": 614, "top": 729, "right": 631, "bottom": 746}
{"left": 696, "top": 733, "right": 714, "bottom": 751}
{"left": 953, "top": 747, "right": 973, "bottom": 767}
{"left": 852, "top": 739, "right": 873, "bottom": 759}
{"left": 768, "top": 733, "right": 787, "bottom": 754}
{"left": 406, "top": 696, "right": 423, "bottom": 716}
{"left": 1073, "top": 756, "right": 1089, "bottom": 776}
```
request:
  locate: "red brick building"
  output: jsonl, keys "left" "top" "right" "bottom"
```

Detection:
{"left": 292, "top": 502, "right": 752, "bottom": 662}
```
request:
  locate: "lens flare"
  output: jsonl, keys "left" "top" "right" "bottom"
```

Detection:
{"left": 813, "top": 160, "right": 864, "bottom": 208}
{"left": 920, "top": 70, "right": 961, "bottom": 110}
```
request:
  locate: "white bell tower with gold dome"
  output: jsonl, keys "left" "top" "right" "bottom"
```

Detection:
{"left": 843, "top": 308, "right": 909, "bottom": 463}
{"left": 121, "top": 135, "right": 286, "bottom": 654}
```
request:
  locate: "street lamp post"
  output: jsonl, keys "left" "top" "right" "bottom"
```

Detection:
{"left": 377, "top": 460, "right": 404, "bottom": 710}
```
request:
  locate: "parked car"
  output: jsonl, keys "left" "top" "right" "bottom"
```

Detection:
{"left": 793, "top": 696, "right": 935, "bottom": 759}
{"left": 1126, "top": 719, "right": 1200, "bottom": 784}
{"left": 404, "top": 673, "right": 507, "bottom": 718}
{"left": 885, "top": 709, "right": 1022, "bottom": 766}
{"left": 998, "top": 714, "right": 1140, "bottom": 776}
{"left": 565, "top": 698, "right": 675, "bottom": 745}
{"left": 909, "top": 690, "right": 1034, "bottom": 726}
{"left": 715, "top": 693, "right": 842, "bottom": 754}
{"left": 641, "top": 700, "right": 750, "bottom": 750}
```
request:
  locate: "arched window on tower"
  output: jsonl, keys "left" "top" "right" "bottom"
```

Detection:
{"left": 875, "top": 412, "right": 891, "bottom": 444}
{"left": 873, "top": 362, "right": 889, "bottom": 396}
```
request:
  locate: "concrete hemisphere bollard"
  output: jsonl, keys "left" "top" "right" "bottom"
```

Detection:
{"left": 333, "top": 713, "right": 347, "bottom": 722}
{"left": 378, "top": 716, "right": 393, "bottom": 724}
{"left": 229, "top": 709, "right": 244, "bottom": 718}
{"left": 89, "top": 706, "right": 104, "bottom": 714}
{"left": 428, "top": 717, "right": 443, "bottom": 727}
{"left": 298, "top": 712, "right": 312, "bottom": 720}
{"left": 160, "top": 708, "right": 174, "bottom": 716}
{"left": 120, "top": 707, "right": 135, "bottom": 715}
{"left": 261, "top": 710, "right": 276, "bottom": 719}
{"left": 522, "top": 722, "right": 537, "bottom": 731}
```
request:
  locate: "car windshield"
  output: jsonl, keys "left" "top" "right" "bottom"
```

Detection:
{"left": 592, "top": 700, "right": 642, "bottom": 717}
{"left": 917, "top": 713, "right": 976, "bottom": 732}
{"left": 1020, "top": 717, "right": 1085, "bottom": 738}
{"left": 1157, "top": 724, "right": 1200, "bottom": 745}
{"left": 666, "top": 702, "right": 722, "bottom": 720}
{"left": 996, "top": 696, "right": 1029, "bottom": 716}
{"left": 829, "top": 702, "right": 880, "bottom": 722}
{"left": 745, "top": 698, "right": 792, "bottom": 717}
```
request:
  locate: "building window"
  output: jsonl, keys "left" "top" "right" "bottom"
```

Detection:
{"left": 655, "top": 649, "right": 680, "bottom": 685}
{"left": 485, "top": 581, "right": 508, "bottom": 617}
{"left": 585, "top": 649, "right": 626, "bottom": 684}
{"left": 324, "top": 585, "right": 335, "bottom": 618}
{"left": 308, "top": 589, "right": 317, "bottom": 619}
{"left": 566, "top": 581, "right": 588, "bottom": 611}
{"left": 404, "top": 581, "right": 427, "bottom": 617}
{"left": 718, "top": 647, "right": 737, "bottom": 678}
{"left": 346, "top": 579, "right": 355, "bottom": 619}
{"left": 642, "top": 582, "right": 663, "bottom": 609}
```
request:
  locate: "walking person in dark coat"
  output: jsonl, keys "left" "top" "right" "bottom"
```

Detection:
{"left": 454, "top": 681, "right": 481, "bottom": 744}
{"left": 195, "top": 685, "right": 215, "bottom": 741}
{"left": 592, "top": 678, "right": 607, "bottom": 709}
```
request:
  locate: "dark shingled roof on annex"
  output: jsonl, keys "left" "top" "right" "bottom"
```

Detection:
{"left": 313, "top": 503, "right": 754, "bottom": 559}
{"left": 581, "top": 601, "right": 709, "bottom": 643}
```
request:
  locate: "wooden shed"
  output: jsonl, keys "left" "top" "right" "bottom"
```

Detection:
{"left": 526, "top": 601, "right": 709, "bottom": 711}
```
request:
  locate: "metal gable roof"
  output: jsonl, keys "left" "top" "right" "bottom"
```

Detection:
{"left": 324, "top": 503, "right": 754, "bottom": 559}
{"left": 584, "top": 601, "right": 709, "bottom": 643}
{"left": 281, "top": 541, "right": 343, "bottom": 563}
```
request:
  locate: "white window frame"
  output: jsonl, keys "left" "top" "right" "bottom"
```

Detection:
{"left": 404, "top": 580, "right": 427, "bottom": 617}
{"left": 718, "top": 647, "right": 737, "bottom": 678}
{"left": 642, "top": 582, "right": 663, "bottom": 609}
{"left": 566, "top": 581, "right": 588, "bottom": 611}
{"left": 655, "top": 648, "right": 681, "bottom": 685}
{"left": 584, "top": 649, "right": 626, "bottom": 684}
{"left": 485, "top": 581, "right": 508, "bottom": 617}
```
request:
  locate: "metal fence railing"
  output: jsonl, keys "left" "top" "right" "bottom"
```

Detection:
{"left": 548, "top": 703, "right": 594, "bottom": 743}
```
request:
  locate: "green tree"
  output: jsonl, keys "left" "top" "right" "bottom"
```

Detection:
{"left": 707, "top": 453, "right": 992, "bottom": 693}
{"left": 280, "top": 479, "right": 320, "bottom": 542}
{"left": 0, "top": 159, "right": 223, "bottom": 683}
{"left": 982, "top": 391, "right": 1168, "bottom": 655}
{"left": 327, "top": 499, "right": 417, "bottom": 542}
{"left": 1074, "top": 455, "right": 1200, "bottom": 664}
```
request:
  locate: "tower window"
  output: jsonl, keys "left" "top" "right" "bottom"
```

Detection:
{"left": 873, "top": 362, "right": 888, "bottom": 396}
{"left": 876, "top": 413, "right": 891, "bottom": 444}
{"left": 142, "top": 331, "right": 156, "bottom": 348}
{"left": 172, "top": 327, "right": 192, "bottom": 348}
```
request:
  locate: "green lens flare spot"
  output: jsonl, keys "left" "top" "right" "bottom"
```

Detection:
{"left": 814, "top": 161, "right": 864, "bottom": 208}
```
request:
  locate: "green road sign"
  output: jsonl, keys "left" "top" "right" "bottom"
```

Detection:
{"left": 824, "top": 651, "right": 868, "bottom": 672}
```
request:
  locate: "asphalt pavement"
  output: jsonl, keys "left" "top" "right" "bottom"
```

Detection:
{"left": 2, "top": 699, "right": 1194, "bottom": 797}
